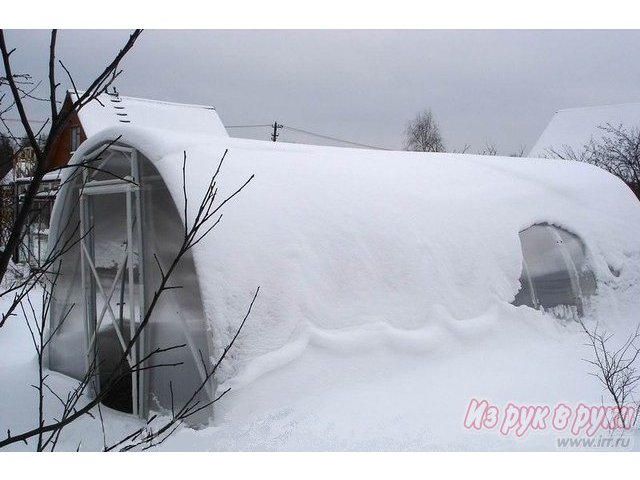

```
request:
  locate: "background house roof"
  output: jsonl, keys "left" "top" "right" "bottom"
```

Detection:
{"left": 529, "top": 102, "right": 640, "bottom": 157}
{"left": 68, "top": 90, "right": 229, "bottom": 139}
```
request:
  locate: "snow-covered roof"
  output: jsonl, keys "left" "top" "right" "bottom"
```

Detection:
{"left": 55, "top": 126, "right": 640, "bottom": 387}
{"left": 14, "top": 170, "right": 61, "bottom": 184}
{"left": 68, "top": 90, "right": 229, "bottom": 139}
{"left": 529, "top": 102, "right": 640, "bottom": 157}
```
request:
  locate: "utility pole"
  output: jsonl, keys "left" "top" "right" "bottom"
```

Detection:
{"left": 271, "top": 121, "right": 283, "bottom": 142}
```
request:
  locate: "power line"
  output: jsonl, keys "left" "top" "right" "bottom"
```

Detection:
{"left": 2, "top": 118, "right": 48, "bottom": 124}
{"left": 223, "top": 122, "right": 389, "bottom": 150}
{"left": 281, "top": 124, "right": 389, "bottom": 151}
{"left": 224, "top": 124, "right": 272, "bottom": 129}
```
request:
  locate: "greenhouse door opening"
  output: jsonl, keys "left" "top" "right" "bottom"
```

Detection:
{"left": 79, "top": 173, "right": 145, "bottom": 415}
{"left": 48, "top": 143, "right": 216, "bottom": 424}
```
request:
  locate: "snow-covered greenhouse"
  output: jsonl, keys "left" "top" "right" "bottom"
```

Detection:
{"left": 45, "top": 92, "right": 640, "bottom": 425}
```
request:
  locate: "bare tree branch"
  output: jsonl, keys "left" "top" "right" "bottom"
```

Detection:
{"left": 0, "top": 29, "right": 143, "bottom": 284}
{"left": 48, "top": 30, "right": 58, "bottom": 123}
{"left": 580, "top": 319, "right": 640, "bottom": 430}
{"left": 0, "top": 32, "right": 43, "bottom": 160}
{"left": 546, "top": 123, "right": 640, "bottom": 199}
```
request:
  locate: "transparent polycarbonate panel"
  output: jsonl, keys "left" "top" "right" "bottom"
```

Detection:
{"left": 524, "top": 225, "right": 576, "bottom": 307}
{"left": 513, "top": 224, "right": 596, "bottom": 315}
{"left": 87, "top": 149, "right": 134, "bottom": 182}
{"left": 84, "top": 191, "right": 142, "bottom": 413}
{"left": 139, "top": 155, "right": 213, "bottom": 424}
{"left": 48, "top": 146, "right": 213, "bottom": 423}
{"left": 47, "top": 173, "right": 87, "bottom": 380}
{"left": 555, "top": 228, "right": 597, "bottom": 298}
{"left": 513, "top": 262, "right": 534, "bottom": 308}
{"left": 87, "top": 192, "right": 140, "bottom": 328}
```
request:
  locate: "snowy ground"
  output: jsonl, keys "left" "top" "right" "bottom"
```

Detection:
{"left": 2, "top": 275, "right": 640, "bottom": 451}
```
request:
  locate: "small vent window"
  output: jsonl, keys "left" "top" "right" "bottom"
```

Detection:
{"left": 513, "top": 224, "right": 596, "bottom": 317}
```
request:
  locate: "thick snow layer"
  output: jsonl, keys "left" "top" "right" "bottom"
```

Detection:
{"left": 58, "top": 126, "right": 640, "bottom": 387}
{"left": 529, "top": 102, "right": 640, "bottom": 157}
{"left": 22, "top": 125, "right": 640, "bottom": 450}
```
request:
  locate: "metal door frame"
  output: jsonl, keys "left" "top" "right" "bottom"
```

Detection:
{"left": 78, "top": 145, "right": 146, "bottom": 417}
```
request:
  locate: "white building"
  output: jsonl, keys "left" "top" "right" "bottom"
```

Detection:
{"left": 529, "top": 102, "right": 640, "bottom": 157}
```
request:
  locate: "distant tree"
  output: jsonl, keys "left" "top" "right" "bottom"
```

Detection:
{"left": 478, "top": 141, "right": 498, "bottom": 156}
{"left": 547, "top": 123, "right": 640, "bottom": 199}
{"left": 476, "top": 142, "right": 525, "bottom": 157}
{"left": 404, "top": 108, "right": 445, "bottom": 153}
{"left": 509, "top": 146, "right": 526, "bottom": 158}
{"left": 451, "top": 144, "right": 470, "bottom": 154}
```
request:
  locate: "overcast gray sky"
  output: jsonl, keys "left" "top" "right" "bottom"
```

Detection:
{"left": 3, "top": 29, "right": 640, "bottom": 154}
